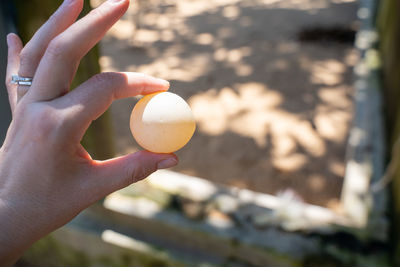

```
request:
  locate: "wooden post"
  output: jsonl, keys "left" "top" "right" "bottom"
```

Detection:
{"left": 377, "top": 0, "right": 400, "bottom": 263}
{"left": 12, "top": 0, "right": 114, "bottom": 160}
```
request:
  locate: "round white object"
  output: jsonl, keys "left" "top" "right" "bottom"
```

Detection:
{"left": 130, "top": 92, "right": 196, "bottom": 153}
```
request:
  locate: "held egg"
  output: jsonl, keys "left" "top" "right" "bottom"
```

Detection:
{"left": 130, "top": 92, "right": 196, "bottom": 153}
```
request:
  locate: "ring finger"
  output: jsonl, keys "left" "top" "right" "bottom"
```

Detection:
{"left": 5, "top": 34, "right": 23, "bottom": 114}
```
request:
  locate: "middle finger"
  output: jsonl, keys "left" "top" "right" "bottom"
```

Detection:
{"left": 26, "top": 0, "right": 129, "bottom": 103}
{"left": 17, "top": 0, "right": 83, "bottom": 100}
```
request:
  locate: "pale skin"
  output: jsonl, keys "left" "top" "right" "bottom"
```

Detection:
{"left": 0, "top": 0, "right": 179, "bottom": 265}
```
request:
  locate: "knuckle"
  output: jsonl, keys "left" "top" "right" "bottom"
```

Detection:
{"left": 48, "top": 9, "right": 62, "bottom": 23}
{"left": 91, "top": 72, "right": 119, "bottom": 97}
{"left": 88, "top": 7, "right": 107, "bottom": 20}
{"left": 19, "top": 48, "right": 35, "bottom": 71}
{"left": 130, "top": 166, "right": 146, "bottom": 184}
{"left": 33, "top": 107, "right": 57, "bottom": 131}
{"left": 19, "top": 48, "right": 30, "bottom": 62}
{"left": 5, "top": 76, "right": 11, "bottom": 88}
{"left": 135, "top": 72, "right": 148, "bottom": 81}
{"left": 129, "top": 163, "right": 156, "bottom": 185}
{"left": 46, "top": 38, "right": 68, "bottom": 60}
{"left": 136, "top": 73, "right": 152, "bottom": 91}
{"left": 92, "top": 72, "right": 114, "bottom": 86}
{"left": 24, "top": 104, "right": 64, "bottom": 141}
{"left": 19, "top": 46, "right": 41, "bottom": 70}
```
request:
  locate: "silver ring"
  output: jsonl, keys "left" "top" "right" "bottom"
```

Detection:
{"left": 11, "top": 75, "right": 33, "bottom": 86}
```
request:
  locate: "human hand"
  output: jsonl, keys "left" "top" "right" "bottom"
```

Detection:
{"left": 0, "top": 0, "right": 178, "bottom": 264}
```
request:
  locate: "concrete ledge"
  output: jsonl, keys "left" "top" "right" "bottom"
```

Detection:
{"left": 54, "top": 183, "right": 389, "bottom": 267}
{"left": 22, "top": 224, "right": 204, "bottom": 267}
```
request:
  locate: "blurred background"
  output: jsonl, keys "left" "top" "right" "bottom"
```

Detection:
{"left": 95, "top": 0, "right": 358, "bottom": 209}
{"left": 0, "top": 0, "right": 359, "bottom": 209}
{"left": 1, "top": 0, "right": 398, "bottom": 266}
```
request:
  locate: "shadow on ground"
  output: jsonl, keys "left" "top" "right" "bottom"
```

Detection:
{"left": 97, "top": 0, "right": 359, "bottom": 208}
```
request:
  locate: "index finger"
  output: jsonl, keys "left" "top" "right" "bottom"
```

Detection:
{"left": 53, "top": 72, "right": 170, "bottom": 140}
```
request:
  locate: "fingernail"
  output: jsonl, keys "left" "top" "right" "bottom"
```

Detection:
{"left": 157, "top": 157, "right": 178, "bottom": 169}
{"left": 157, "top": 78, "right": 170, "bottom": 87}
{"left": 154, "top": 78, "right": 169, "bottom": 88}
{"left": 108, "top": 0, "right": 125, "bottom": 3}
{"left": 62, "top": 0, "right": 77, "bottom": 6}
{"left": 6, "top": 34, "right": 13, "bottom": 47}
{"left": 6, "top": 35, "right": 10, "bottom": 47}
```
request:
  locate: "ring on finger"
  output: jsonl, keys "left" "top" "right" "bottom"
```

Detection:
{"left": 11, "top": 75, "right": 33, "bottom": 86}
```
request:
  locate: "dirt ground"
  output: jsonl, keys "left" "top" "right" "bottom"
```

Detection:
{"left": 93, "top": 0, "right": 359, "bottom": 208}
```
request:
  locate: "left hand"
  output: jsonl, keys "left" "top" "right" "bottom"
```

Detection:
{"left": 0, "top": 0, "right": 177, "bottom": 264}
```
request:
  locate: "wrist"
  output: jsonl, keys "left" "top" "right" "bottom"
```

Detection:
{"left": 0, "top": 198, "right": 40, "bottom": 265}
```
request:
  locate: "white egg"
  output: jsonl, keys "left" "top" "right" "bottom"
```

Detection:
{"left": 130, "top": 92, "right": 196, "bottom": 153}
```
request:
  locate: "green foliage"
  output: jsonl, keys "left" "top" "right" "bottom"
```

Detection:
{"left": 21, "top": 235, "right": 91, "bottom": 267}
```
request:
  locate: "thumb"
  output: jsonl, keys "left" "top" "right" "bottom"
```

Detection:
{"left": 89, "top": 151, "right": 178, "bottom": 198}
